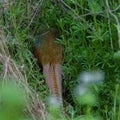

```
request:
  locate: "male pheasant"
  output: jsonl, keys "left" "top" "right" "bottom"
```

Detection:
{"left": 33, "top": 30, "right": 63, "bottom": 103}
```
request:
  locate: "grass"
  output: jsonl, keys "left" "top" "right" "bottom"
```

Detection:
{"left": 0, "top": 0, "right": 120, "bottom": 120}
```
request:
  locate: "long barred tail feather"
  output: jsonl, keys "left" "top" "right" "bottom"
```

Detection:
{"left": 43, "top": 63, "right": 63, "bottom": 103}
{"left": 54, "top": 63, "right": 62, "bottom": 100}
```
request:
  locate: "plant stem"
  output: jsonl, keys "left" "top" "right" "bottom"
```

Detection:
{"left": 93, "top": 15, "right": 98, "bottom": 31}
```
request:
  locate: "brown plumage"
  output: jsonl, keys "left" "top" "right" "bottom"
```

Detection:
{"left": 33, "top": 30, "right": 63, "bottom": 103}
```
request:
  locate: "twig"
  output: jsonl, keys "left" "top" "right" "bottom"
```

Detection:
{"left": 28, "top": 0, "right": 43, "bottom": 28}
{"left": 70, "top": 0, "right": 90, "bottom": 12}
{"left": 57, "top": 0, "right": 95, "bottom": 31}
{"left": 105, "top": 0, "right": 113, "bottom": 49}
{"left": 80, "top": 12, "right": 105, "bottom": 17}
{"left": 3, "top": 56, "right": 9, "bottom": 79}
{"left": 0, "top": 28, "right": 46, "bottom": 120}
{"left": 106, "top": 0, "right": 120, "bottom": 49}
{"left": 112, "top": 4, "right": 120, "bottom": 12}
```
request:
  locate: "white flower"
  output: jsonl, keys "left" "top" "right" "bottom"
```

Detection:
{"left": 74, "top": 84, "right": 88, "bottom": 96}
{"left": 78, "top": 70, "right": 104, "bottom": 84}
{"left": 47, "top": 96, "right": 62, "bottom": 106}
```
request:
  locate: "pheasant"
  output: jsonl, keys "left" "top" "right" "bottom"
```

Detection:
{"left": 33, "top": 30, "right": 63, "bottom": 104}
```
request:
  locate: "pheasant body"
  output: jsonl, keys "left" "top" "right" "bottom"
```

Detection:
{"left": 33, "top": 30, "right": 63, "bottom": 103}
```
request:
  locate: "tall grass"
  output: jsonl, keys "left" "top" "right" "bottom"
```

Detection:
{"left": 0, "top": 0, "right": 120, "bottom": 120}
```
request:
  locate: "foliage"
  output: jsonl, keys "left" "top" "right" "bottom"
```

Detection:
{"left": 0, "top": 0, "right": 120, "bottom": 120}
{"left": 0, "top": 80, "right": 29, "bottom": 120}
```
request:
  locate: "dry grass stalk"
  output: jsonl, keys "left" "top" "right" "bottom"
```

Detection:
{"left": 0, "top": 27, "right": 46, "bottom": 120}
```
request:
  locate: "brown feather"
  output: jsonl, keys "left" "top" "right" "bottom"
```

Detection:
{"left": 33, "top": 30, "right": 63, "bottom": 103}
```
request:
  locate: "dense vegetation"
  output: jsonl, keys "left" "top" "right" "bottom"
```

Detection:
{"left": 0, "top": 0, "right": 120, "bottom": 120}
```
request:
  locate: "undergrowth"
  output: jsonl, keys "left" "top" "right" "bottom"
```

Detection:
{"left": 0, "top": 0, "right": 120, "bottom": 120}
